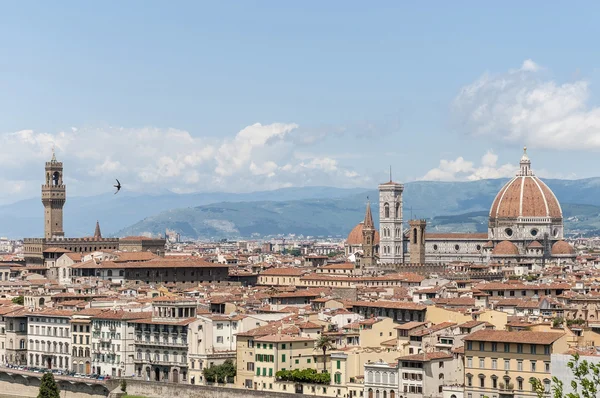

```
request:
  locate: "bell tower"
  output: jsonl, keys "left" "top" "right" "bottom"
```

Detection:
{"left": 42, "top": 149, "right": 66, "bottom": 239}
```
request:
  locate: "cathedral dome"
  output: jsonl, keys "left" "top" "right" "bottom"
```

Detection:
{"left": 489, "top": 148, "right": 562, "bottom": 221}
{"left": 346, "top": 222, "right": 380, "bottom": 245}
{"left": 551, "top": 240, "right": 575, "bottom": 256}
{"left": 491, "top": 240, "right": 520, "bottom": 256}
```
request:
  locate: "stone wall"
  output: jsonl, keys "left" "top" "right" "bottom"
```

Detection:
{"left": 108, "top": 379, "right": 321, "bottom": 398}
{"left": 0, "top": 371, "right": 109, "bottom": 398}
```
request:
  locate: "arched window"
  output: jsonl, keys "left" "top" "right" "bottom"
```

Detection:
{"left": 383, "top": 372, "right": 388, "bottom": 384}
{"left": 412, "top": 228, "right": 417, "bottom": 244}
{"left": 390, "top": 391, "right": 395, "bottom": 398}
{"left": 375, "top": 372, "right": 381, "bottom": 383}
{"left": 384, "top": 203, "right": 390, "bottom": 218}
{"left": 107, "top": 270, "right": 113, "bottom": 277}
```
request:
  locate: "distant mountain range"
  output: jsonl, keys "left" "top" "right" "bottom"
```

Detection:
{"left": 4, "top": 178, "right": 600, "bottom": 240}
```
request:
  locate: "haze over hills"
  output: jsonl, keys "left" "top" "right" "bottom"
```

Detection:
{"left": 4, "top": 178, "right": 600, "bottom": 240}
{"left": 117, "top": 177, "right": 600, "bottom": 240}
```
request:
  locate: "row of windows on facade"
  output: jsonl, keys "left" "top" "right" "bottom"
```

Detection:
{"left": 246, "top": 380, "right": 334, "bottom": 395}
{"left": 381, "top": 228, "right": 402, "bottom": 238}
{"left": 466, "top": 357, "right": 551, "bottom": 373}
{"left": 382, "top": 246, "right": 401, "bottom": 255}
{"left": 252, "top": 354, "right": 315, "bottom": 364}
{"left": 28, "top": 353, "right": 69, "bottom": 369}
{"left": 136, "top": 351, "right": 187, "bottom": 363}
{"left": 29, "top": 325, "right": 70, "bottom": 337}
{"left": 27, "top": 340, "right": 69, "bottom": 354}
{"left": 382, "top": 203, "right": 400, "bottom": 219}
{"left": 466, "top": 341, "right": 551, "bottom": 354}
{"left": 466, "top": 375, "right": 551, "bottom": 392}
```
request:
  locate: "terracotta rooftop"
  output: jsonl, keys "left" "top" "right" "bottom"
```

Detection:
{"left": 464, "top": 330, "right": 565, "bottom": 344}
{"left": 396, "top": 352, "right": 453, "bottom": 362}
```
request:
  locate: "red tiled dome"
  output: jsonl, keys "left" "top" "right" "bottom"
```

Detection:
{"left": 527, "top": 241, "right": 543, "bottom": 249}
{"left": 551, "top": 240, "right": 575, "bottom": 256}
{"left": 491, "top": 240, "right": 520, "bottom": 256}
{"left": 489, "top": 175, "right": 562, "bottom": 220}
{"left": 346, "top": 222, "right": 380, "bottom": 245}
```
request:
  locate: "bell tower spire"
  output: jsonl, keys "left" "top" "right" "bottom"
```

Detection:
{"left": 42, "top": 150, "right": 66, "bottom": 239}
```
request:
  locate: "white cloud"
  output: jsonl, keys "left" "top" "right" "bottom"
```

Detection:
{"left": 421, "top": 151, "right": 515, "bottom": 181}
{"left": 452, "top": 59, "right": 600, "bottom": 150}
{"left": 0, "top": 123, "right": 366, "bottom": 204}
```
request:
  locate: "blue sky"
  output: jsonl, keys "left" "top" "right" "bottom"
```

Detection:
{"left": 1, "top": 1, "right": 600, "bottom": 203}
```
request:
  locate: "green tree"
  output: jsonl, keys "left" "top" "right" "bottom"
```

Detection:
{"left": 202, "top": 359, "right": 236, "bottom": 384}
{"left": 38, "top": 372, "right": 60, "bottom": 398}
{"left": 11, "top": 296, "right": 24, "bottom": 305}
{"left": 529, "top": 353, "right": 600, "bottom": 398}
{"left": 120, "top": 379, "right": 127, "bottom": 393}
{"left": 314, "top": 335, "right": 334, "bottom": 372}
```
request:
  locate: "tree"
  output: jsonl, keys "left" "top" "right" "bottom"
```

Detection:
{"left": 529, "top": 353, "right": 600, "bottom": 398}
{"left": 38, "top": 372, "right": 60, "bottom": 398}
{"left": 120, "top": 379, "right": 127, "bottom": 393}
{"left": 202, "top": 359, "right": 236, "bottom": 384}
{"left": 11, "top": 296, "right": 24, "bottom": 305}
{"left": 314, "top": 335, "right": 334, "bottom": 372}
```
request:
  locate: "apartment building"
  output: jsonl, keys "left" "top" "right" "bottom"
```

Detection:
{"left": 463, "top": 330, "right": 569, "bottom": 398}
{"left": 91, "top": 310, "right": 148, "bottom": 377}
{"left": 71, "top": 309, "right": 103, "bottom": 374}
{"left": 5, "top": 309, "right": 28, "bottom": 365}
{"left": 131, "top": 299, "right": 196, "bottom": 383}
{"left": 27, "top": 309, "right": 72, "bottom": 370}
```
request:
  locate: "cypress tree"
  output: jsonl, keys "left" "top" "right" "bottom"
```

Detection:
{"left": 38, "top": 372, "right": 60, "bottom": 398}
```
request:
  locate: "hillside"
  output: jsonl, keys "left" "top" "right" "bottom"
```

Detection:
{"left": 5, "top": 177, "right": 600, "bottom": 239}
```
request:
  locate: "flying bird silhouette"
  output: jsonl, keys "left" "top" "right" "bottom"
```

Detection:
{"left": 114, "top": 179, "right": 121, "bottom": 195}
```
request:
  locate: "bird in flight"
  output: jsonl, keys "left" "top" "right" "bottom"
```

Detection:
{"left": 114, "top": 179, "right": 121, "bottom": 195}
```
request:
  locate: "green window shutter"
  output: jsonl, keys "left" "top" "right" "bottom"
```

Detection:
{"left": 282, "top": 344, "right": 286, "bottom": 349}
{"left": 269, "top": 343, "right": 273, "bottom": 349}
{"left": 295, "top": 359, "right": 299, "bottom": 364}
{"left": 269, "top": 368, "right": 273, "bottom": 377}
{"left": 337, "top": 360, "right": 341, "bottom": 369}
{"left": 262, "top": 368, "right": 266, "bottom": 376}
{"left": 307, "top": 358, "right": 311, "bottom": 363}
{"left": 256, "top": 367, "right": 260, "bottom": 376}
{"left": 282, "top": 354, "right": 286, "bottom": 362}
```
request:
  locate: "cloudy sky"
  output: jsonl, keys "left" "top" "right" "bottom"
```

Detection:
{"left": 1, "top": 2, "right": 600, "bottom": 204}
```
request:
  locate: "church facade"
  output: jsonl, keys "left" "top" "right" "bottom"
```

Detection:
{"left": 345, "top": 148, "right": 576, "bottom": 267}
{"left": 24, "top": 152, "right": 165, "bottom": 265}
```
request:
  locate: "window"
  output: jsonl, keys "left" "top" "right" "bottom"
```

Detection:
{"left": 492, "top": 377, "right": 497, "bottom": 389}
{"left": 504, "top": 360, "right": 510, "bottom": 371}
{"left": 479, "top": 358, "right": 484, "bottom": 368}
{"left": 531, "top": 361, "right": 536, "bottom": 372}
{"left": 479, "top": 342, "right": 485, "bottom": 351}
{"left": 518, "top": 379, "right": 523, "bottom": 390}
{"left": 517, "top": 344, "right": 523, "bottom": 353}
{"left": 545, "top": 362, "right": 550, "bottom": 372}
{"left": 504, "top": 343, "right": 510, "bottom": 353}
{"left": 337, "top": 360, "right": 341, "bottom": 369}
{"left": 216, "top": 323, "right": 223, "bottom": 330}
{"left": 282, "top": 354, "right": 286, "bottom": 362}
{"left": 544, "top": 345, "right": 551, "bottom": 355}
{"left": 492, "top": 358, "right": 497, "bottom": 369}
{"left": 467, "top": 342, "right": 472, "bottom": 350}
{"left": 467, "top": 375, "right": 472, "bottom": 387}
{"left": 216, "top": 336, "right": 223, "bottom": 343}
{"left": 467, "top": 357, "right": 473, "bottom": 367}
{"left": 530, "top": 345, "right": 537, "bottom": 354}
{"left": 281, "top": 344, "right": 286, "bottom": 349}
{"left": 247, "top": 363, "right": 255, "bottom": 371}
{"left": 479, "top": 376, "right": 485, "bottom": 388}
{"left": 491, "top": 342, "right": 497, "bottom": 352}
{"left": 517, "top": 360, "right": 523, "bottom": 371}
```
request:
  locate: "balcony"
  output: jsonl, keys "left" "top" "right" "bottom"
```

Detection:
{"left": 498, "top": 382, "right": 515, "bottom": 398}
{"left": 134, "top": 339, "right": 187, "bottom": 348}
{"left": 99, "top": 337, "right": 111, "bottom": 343}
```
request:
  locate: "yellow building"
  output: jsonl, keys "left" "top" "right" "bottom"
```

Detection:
{"left": 463, "top": 330, "right": 568, "bottom": 398}
{"left": 257, "top": 268, "right": 304, "bottom": 287}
